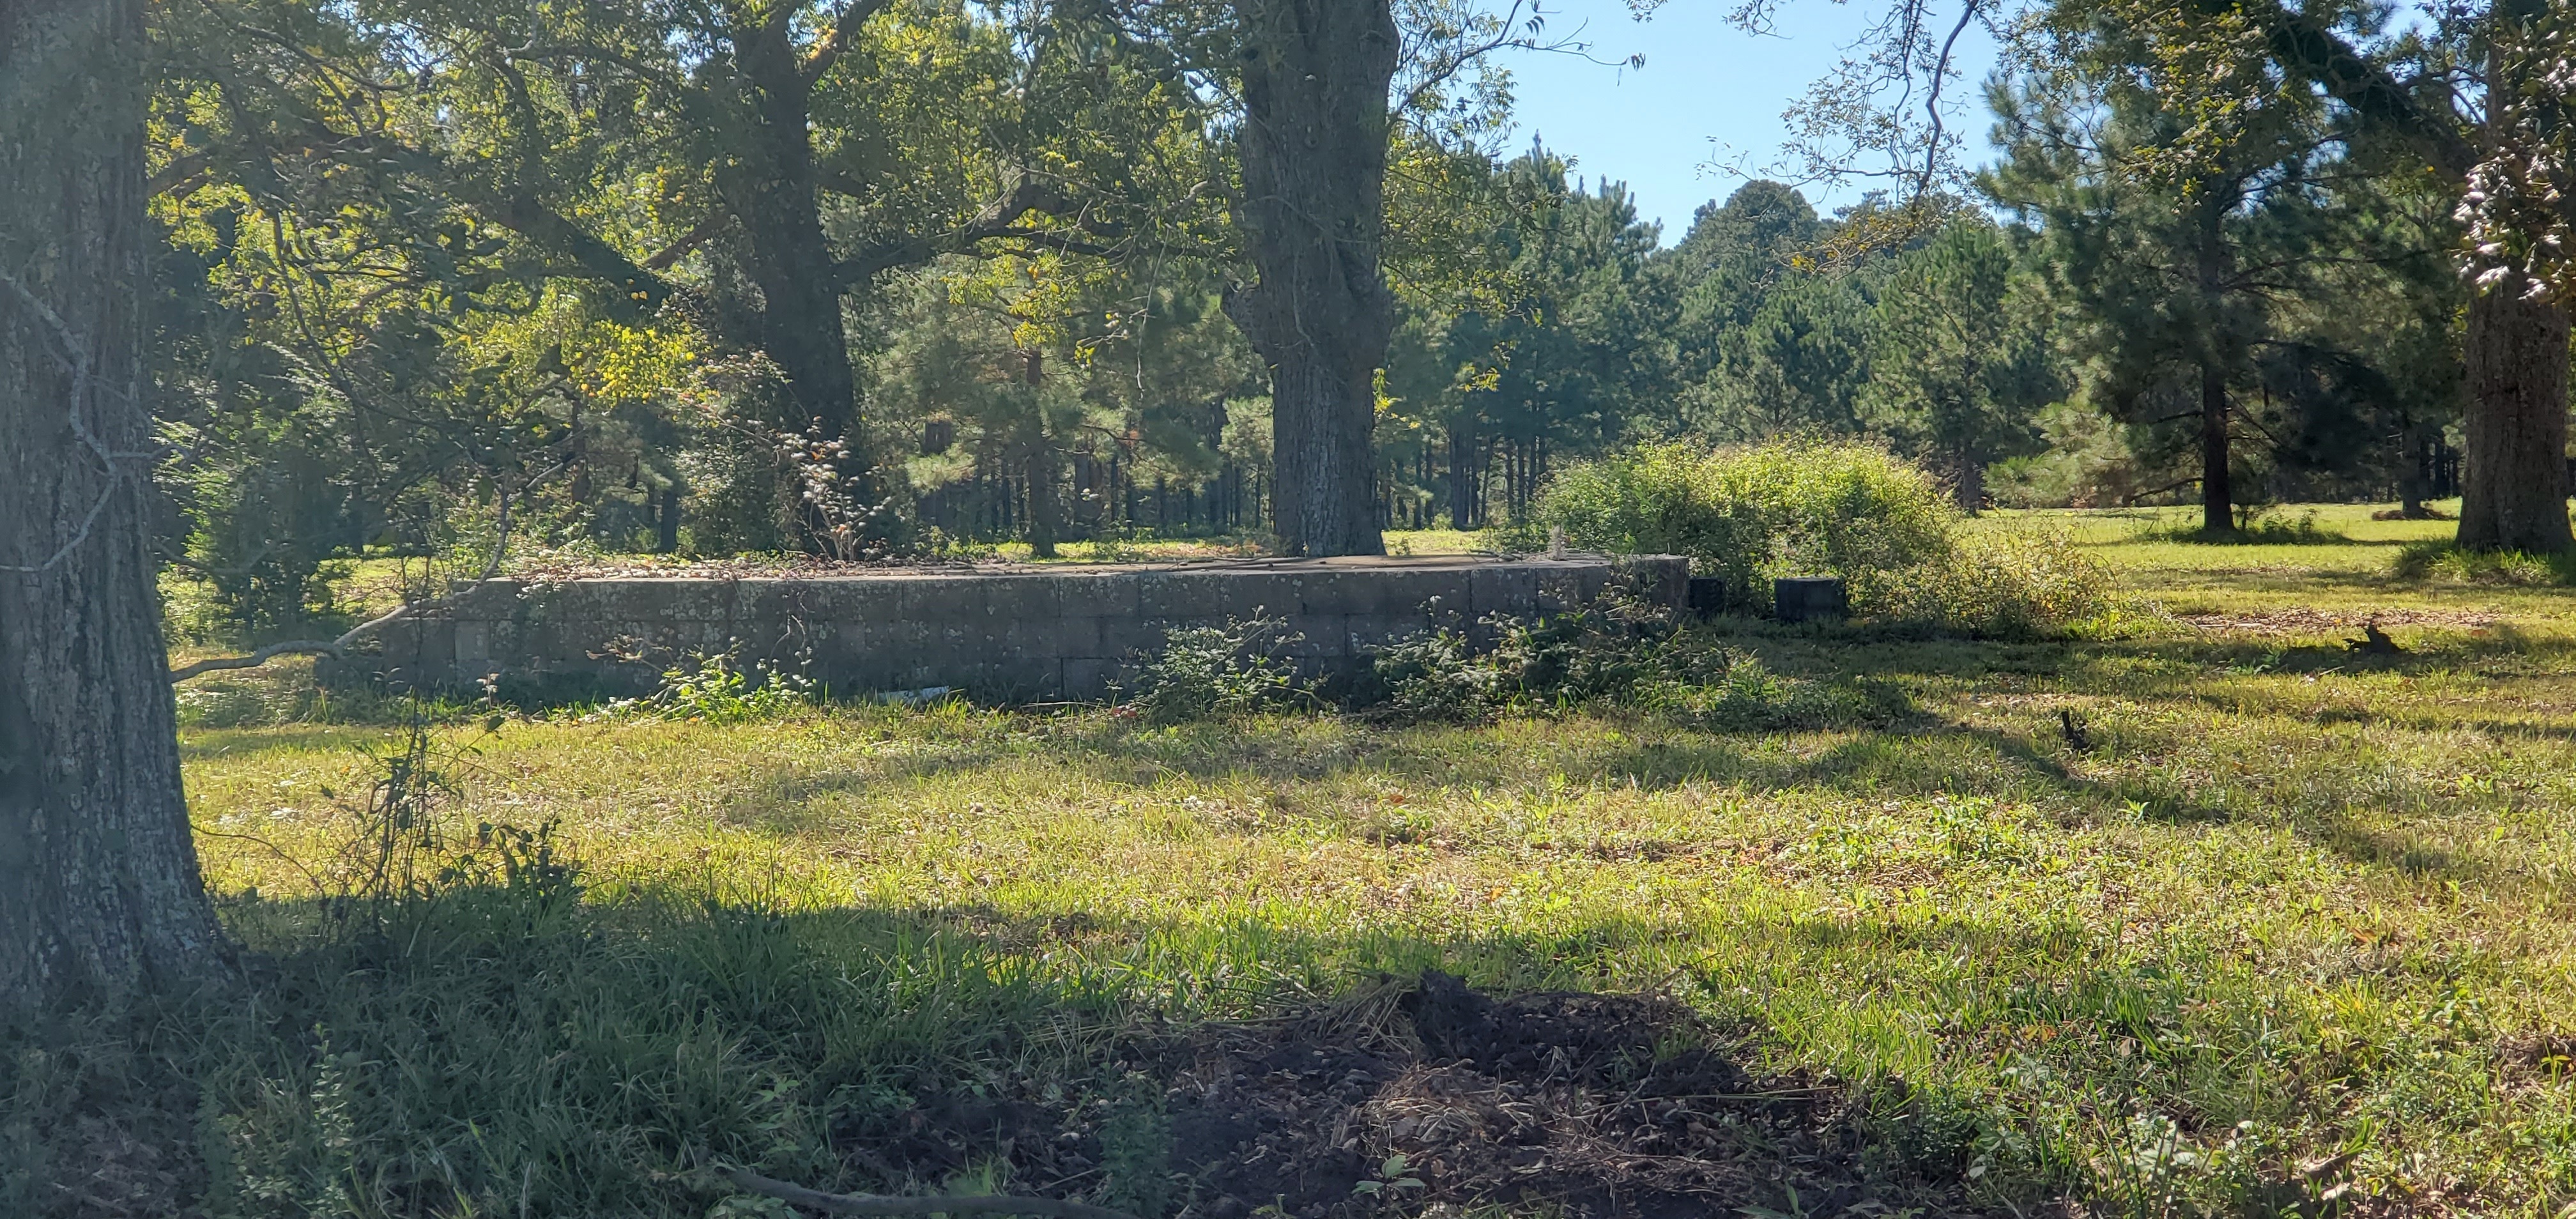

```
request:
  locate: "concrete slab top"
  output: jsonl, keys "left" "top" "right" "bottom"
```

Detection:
{"left": 498, "top": 553, "right": 1629, "bottom": 583}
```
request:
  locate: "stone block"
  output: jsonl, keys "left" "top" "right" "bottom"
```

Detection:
{"left": 1617, "top": 556, "right": 1691, "bottom": 611}
{"left": 1135, "top": 571, "right": 1236, "bottom": 619}
{"left": 1345, "top": 613, "right": 1432, "bottom": 655}
{"left": 1277, "top": 615, "right": 1349, "bottom": 659}
{"left": 1059, "top": 570, "right": 1140, "bottom": 618}
{"left": 1466, "top": 566, "right": 1537, "bottom": 620}
{"left": 1099, "top": 615, "right": 1172, "bottom": 659}
{"left": 443, "top": 579, "right": 527, "bottom": 618}
{"left": 907, "top": 574, "right": 1056, "bottom": 624}
{"left": 613, "top": 579, "right": 739, "bottom": 622}
{"left": 1534, "top": 566, "right": 1591, "bottom": 613}
{"left": 1687, "top": 576, "right": 1728, "bottom": 618}
{"left": 1308, "top": 567, "right": 1471, "bottom": 617}
{"left": 454, "top": 620, "right": 495, "bottom": 668}
{"left": 1774, "top": 576, "right": 1849, "bottom": 622}
{"left": 1062, "top": 657, "right": 1123, "bottom": 701}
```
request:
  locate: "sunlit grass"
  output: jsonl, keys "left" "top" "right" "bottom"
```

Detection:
{"left": 119, "top": 505, "right": 2576, "bottom": 1213}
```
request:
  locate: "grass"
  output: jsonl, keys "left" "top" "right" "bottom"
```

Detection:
{"left": 19, "top": 502, "right": 2576, "bottom": 1217}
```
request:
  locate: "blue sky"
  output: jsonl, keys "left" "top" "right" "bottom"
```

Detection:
{"left": 1491, "top": 0, "right": 2004, "bottom": 243}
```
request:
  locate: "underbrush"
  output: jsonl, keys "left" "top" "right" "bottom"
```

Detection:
{"left": 2142, "top": 509, "right": 2350, "bottom": 546}
{"left": 2390, "top": 539, "right": 2576, "bottom": 586}
{"left": 1364, "top": 598, "right": 1903, "bottom": 730}
{"left": 1528, "top": 441, "right": 2113, "bottom": 637}
{"left": 1114, "top": 602, "right": 1905, "bottom": 732}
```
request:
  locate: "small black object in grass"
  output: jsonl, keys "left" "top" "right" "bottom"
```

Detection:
{"left": 2345, "top": 621, "right": 2404, "bottom": 655}
{"left": 1773, "top": 577, "right": 1848, "bottom": 623}
{"left": 1687, "top": 576, "right": 1728, "bottom": 618}
{"left": 2058, "top": 709, "right": 2092, "bottom": 752}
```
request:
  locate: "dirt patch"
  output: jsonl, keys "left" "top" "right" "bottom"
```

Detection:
{"left": 2177, "top": 607, "right": 2503, "bottom": 636}
{"left": 844, "top": 972, "right": 1998, "bottom": 1218}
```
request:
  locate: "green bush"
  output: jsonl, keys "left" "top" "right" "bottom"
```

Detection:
{"left": 1859, "top": 528, "right": 2115, "bottom": 640}
{"left": 1526, "top": 440, "right": 1954, "bottom": 610}
{"left": 1529, "top": 440, "right": 2111, "bottom": 636}
{"left": 1123, "top": 615, "right": 1318, "bottom": 724}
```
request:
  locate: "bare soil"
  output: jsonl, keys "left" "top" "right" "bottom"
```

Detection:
{"left": 844, "top": 972, "right": 2003, "bottom": 1218}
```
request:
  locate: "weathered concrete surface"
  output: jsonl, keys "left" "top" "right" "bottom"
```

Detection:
{"left": 351, "top": 554, "right": 1687, "bottom": 701}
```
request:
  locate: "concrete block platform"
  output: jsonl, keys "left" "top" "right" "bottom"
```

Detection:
{"left": 349, "top": 553, "right": 1688, "bottom": 702}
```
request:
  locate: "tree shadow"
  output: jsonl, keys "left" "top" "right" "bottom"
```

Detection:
{"left": 5, "top": 884, "right": 2049, "bottom": 1219}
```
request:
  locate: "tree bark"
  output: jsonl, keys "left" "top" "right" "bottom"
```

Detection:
{"left": 1223, "top": 0, "right": 1397, "bottom": 557}
{"left": 2398, "top": 416, "right": 2429, "bottom": 518}
{"left": 721, "top": 15, "right": 863, "bottom": 445}
{"left": 2200, "top": 360, "right": 2234, "bottom": 533}
{"left": 1, "top": 0, "right": 229, "bottom": 1011}
{"left": 2457, "top": 286, "right": 2573, "bottom": 552}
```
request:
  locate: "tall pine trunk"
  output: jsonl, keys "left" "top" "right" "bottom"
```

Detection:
{"left": 2200, "top": 361, "right": 2234, "bottom": 533}
{"left": 1225, "top": 0, "right": 1396, "bottom": 557}
{"left": 1, "top": 0, "right": 229, "bottom": 1010}
{"left": 2457, "top": 286, "right": 2572, "bottom": 553}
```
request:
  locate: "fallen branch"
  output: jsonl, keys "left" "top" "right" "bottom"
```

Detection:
{"left": 167, "top": 639, "right": 344, "bottom": 683}
{"left": 719, "top": 1167, "right": 1140, "bottom": 1219}
{"left": 167, "top": 585, "right": 486, "bottom": 684}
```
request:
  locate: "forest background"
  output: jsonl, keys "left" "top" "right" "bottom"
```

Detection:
{"left": 135, "top": 0, "right": 2516, "bottom": 641}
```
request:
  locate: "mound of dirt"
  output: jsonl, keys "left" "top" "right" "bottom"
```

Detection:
{"left": 836, "top": 970, "right": 1996, "bottom": 1218}
{"left": 1157, "top": 971, "right": 1989, "bottom": 1218}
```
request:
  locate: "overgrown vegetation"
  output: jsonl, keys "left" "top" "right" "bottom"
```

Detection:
{"left": 1120, "top": 615, "right": 1321, "bottom": 724}
{"left": 1531, "top": 440, "right": 2114, "bottom": 636}
{"left": 1366, "top": 590, "right": 1901, "bottom": 729}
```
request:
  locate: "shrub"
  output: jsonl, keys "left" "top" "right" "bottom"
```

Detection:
{"left": 1123, "top": 614, "right": 1318, "bottom": 724}
{"left": 1529, "top": 440, "right": 2112, "bottom": 637}
{"left": 1526, "top": 440, "right": 1956, "bottom": 614}
{"left": 1859, "top": 529, "right": 2115, "bottom": 639}
{"left": 1368, "top": 593, "right": 1673, "bottom": 723}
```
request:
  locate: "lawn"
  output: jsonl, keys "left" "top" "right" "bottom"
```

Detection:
{"left": 38, "top": 504, "right": 2576, "bottom": 1218}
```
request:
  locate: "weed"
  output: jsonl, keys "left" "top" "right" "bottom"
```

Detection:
{"left": 620, "top": 648, "right": 819, "bottom": 723}
{"left": 1122, "top": 614, "right": 1319, "bottom": 724}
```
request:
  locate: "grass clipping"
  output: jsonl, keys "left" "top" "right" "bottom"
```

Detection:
{"left": 1528, "top": 440, "right": 2115, "bottom": 637}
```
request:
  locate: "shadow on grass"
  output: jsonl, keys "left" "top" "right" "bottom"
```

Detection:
{"left": 3, "top": 885, "right": 2043, "bottom": 1219}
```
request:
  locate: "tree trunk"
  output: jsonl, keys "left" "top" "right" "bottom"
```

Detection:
{"left": 655, "top": 483, "right": 682, "bottom": 553}
{"left": 1025, "top": 448, "right": 1062, "bottom": 559}
{"left": 1448, "top": 416, "right": 1476, "bottom": 530}
{"left": 2457, "top": 286, "right": 2572, "bottom": 552}
{"left": 720, "top": 18, "right": 857, "bottom": 438}
{"left": 2200, "top": 360, "right": 2234, "bottom": 533}
{"left": 1, "top": 0, "right": 229, "bottom": 1011}
{"left": 1224, "top": 0, "right": 1397, "bottom": 557}
{"left": 1955, "top": 442, "right": 1984, "bottom": 515}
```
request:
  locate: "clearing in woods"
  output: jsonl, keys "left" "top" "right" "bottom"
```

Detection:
{"left": 146, "top": 504, "right": 2576, "bottom": 1216}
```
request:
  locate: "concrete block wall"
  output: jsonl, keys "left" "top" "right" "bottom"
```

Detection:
{"left": 356, "top": 554, "right": 1688, "bottom": 702}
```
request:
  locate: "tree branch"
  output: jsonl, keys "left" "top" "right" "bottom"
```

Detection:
{"left": 643, "top": 214, "right": 728, "bottom": 270}
{"left": 167, "top": 640, "right": 346, "bottom": 684}
{"left": 801, "top": 0, "right": 897, "bottom": 85}
{"left": 719, "top": 1167, "right": 1140, "bottom": 1219}
{"left": 2225, "top": 0, "right": 2476, "bottom": 178}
